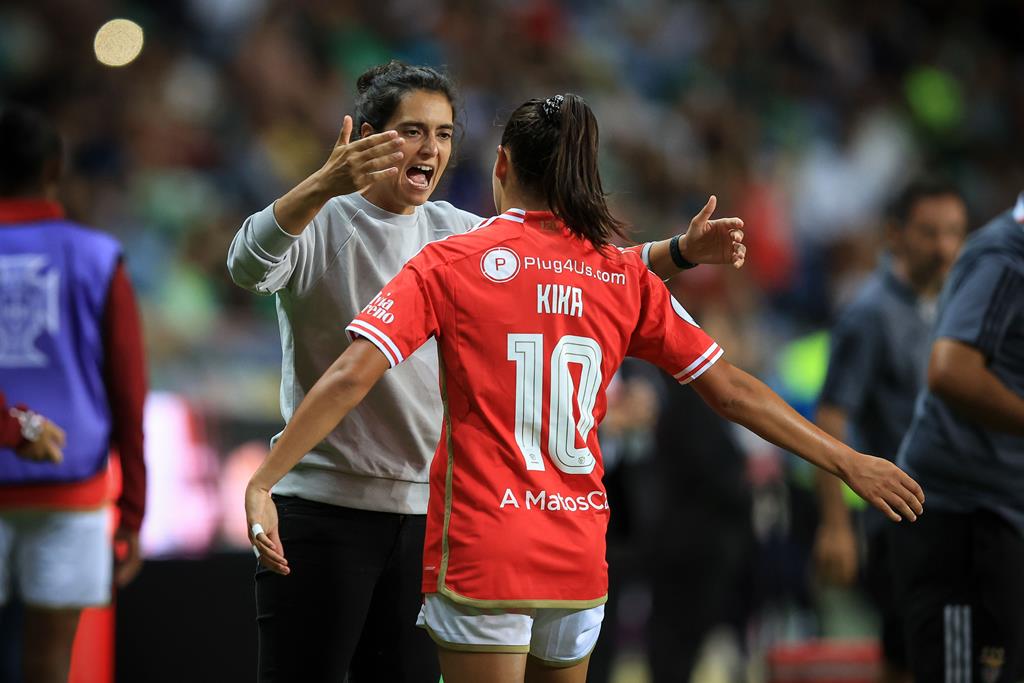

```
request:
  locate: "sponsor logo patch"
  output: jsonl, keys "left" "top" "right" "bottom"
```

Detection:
{"left": 481, "top": 247, "right": 521, "bottom": 283}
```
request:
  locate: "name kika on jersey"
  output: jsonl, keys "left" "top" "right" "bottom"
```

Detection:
{"left": 362, "top": 291, "right": 395, "bottom": 324}
{"left": 499, "top": 487, "right": 608, "bottom": 512}
{"left": 537, "top": 284, "right": 583, "bottom": 318}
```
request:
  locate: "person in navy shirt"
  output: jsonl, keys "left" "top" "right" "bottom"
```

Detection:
{"left": 812, "top": 179, "right": 967, "bottom": 681}
{"left": 893, "top": 192, "right": 1024, "bottom": 683}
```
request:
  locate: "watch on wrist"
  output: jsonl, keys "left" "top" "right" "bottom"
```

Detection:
{"left": 10, "top": 408, "right": 44, "bottom": 443}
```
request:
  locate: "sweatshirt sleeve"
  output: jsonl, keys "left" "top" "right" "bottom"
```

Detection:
{"left": 227, "top": 200, "right": 357, "bottom": 296}
{"left": 226, "top": 202, "right": 304, "bottom": 295}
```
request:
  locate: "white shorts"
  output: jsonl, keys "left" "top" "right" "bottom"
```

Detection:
{"left": 416, "top": 592, "right": 605, "bottom": 667}
{"left": 0, "top": 507, "right": 112, "bottom": 608}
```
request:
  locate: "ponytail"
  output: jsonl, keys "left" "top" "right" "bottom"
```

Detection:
{"left": 500, "top": 94, "right": 628, "bottom": 248}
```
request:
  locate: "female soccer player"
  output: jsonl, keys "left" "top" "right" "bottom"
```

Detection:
{"left": 229, "top": 62, "right": 745, "bottom": 681}
{"left": 245, "top": 93, "right": 924, "bottom": 683}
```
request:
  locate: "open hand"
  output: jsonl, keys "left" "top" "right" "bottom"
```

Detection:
{"left": 681, "top": 195, "right": 746, "bottom": 268}
{"left": 246, "top": 483, "right": 289, "bottom": 575}
{"left": 842, "top": 453, "right": 924, "bottom": 523}
{"left": 313, "top": 115, "right": 405, "bottom": 197}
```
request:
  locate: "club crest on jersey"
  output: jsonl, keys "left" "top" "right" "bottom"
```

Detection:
{"left": 480, "top": 247, "right": 520, "bottom": 283}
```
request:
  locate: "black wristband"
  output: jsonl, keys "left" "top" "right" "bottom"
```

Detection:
{"left": 669, "top": 234, "right": 698, "bottom": 270}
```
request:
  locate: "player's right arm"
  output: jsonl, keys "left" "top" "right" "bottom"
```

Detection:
{"left": 691, "top": 362, "right": 923, "bottom": 523}
{"left": 226, "top": 115, "right": 404, "bottom": 293}
{"left": 245, "top": 251, "right": 444, "bottom": 573}
{"left": 245, "top": 339, "right": 391, "bottom": 574}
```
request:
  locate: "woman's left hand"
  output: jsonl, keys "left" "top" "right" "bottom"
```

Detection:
{"left": 246, "top": 484, "right": 290, "bottom": 575}
{"left": 681, "top": 195, "right": 746, "bottom": 269}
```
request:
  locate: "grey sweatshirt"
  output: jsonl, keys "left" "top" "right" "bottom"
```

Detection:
{"left": 227, "top": 192, "right": 481, "bottom": 514}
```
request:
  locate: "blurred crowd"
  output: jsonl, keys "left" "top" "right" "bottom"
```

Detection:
{"left": 2, "top": 0, "right": 1023, "bottom": 677}
{"left": 2, "top": 0, "right": 1022, "bottom": 419}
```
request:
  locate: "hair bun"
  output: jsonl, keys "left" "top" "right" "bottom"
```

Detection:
{"left": 356, "top": 60, "right": 405, "bottom": 94}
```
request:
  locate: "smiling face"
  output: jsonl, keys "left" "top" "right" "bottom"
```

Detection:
{"left": 361, "top": 89, "right": 454, "bottom": 215}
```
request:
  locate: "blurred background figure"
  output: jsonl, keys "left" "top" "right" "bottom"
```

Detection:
{"left": 0, "top": 105, "right": 146, "bottom": 683}
{"left": 811, "top": 178, "right": 967, "bottom": 682}
{"left": 891, "top": 192, "right": 1024, "bottom": 683}
{"left": 2, "top": 1, "right": 1023, "bottom": 681}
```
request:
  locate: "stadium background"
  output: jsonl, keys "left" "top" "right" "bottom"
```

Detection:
{"left": 1, "top": 0, "right": 1022, "bottom": 680}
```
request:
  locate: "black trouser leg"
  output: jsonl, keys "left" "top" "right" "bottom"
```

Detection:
{"left": 255, "top": 497, "right": 428, "bottom": 683}
{"left": 893, "top": 509, "right": 1024, "bottom": 683}
{"left": 349, "top": 514, "right": 439, "bottom": 683}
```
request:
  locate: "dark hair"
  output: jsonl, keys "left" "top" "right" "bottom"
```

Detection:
{"left": 0, "top": 104, "right": 62, "bottom": 197}
{"left": 354, "top": 61, "right": 458, "bottom": 134}
{"left": 500, "top": 94, "right": 627, "bottom": 249}
{"left": 890, "top": 176, "right": 965, "bottom": 226}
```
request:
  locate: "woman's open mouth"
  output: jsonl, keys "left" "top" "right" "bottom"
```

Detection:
{"left": 405, "top": 165, "right": 435, "bottom": 190}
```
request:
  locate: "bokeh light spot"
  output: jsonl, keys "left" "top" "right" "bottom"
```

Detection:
{"left": 94, "top": 18, "right": 144, "bottom": 67}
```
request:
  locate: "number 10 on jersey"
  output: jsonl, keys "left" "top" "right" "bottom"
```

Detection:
{"left": 507, "top": 334, "right": 603, "bottom": 475}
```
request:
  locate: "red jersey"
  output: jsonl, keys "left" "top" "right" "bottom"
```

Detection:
{"left": 347, "top": 209, "right": 722, "bottom": 608}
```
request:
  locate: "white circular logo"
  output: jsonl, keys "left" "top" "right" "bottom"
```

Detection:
{"left": 480, "top": 247, "right": 520, "bottom": 283}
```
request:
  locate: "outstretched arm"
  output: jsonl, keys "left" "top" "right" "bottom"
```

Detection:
{"left": 226, "top": 116, "right": 404, "bottom": 293}
{"left": 245, "top": 339, "right": 391, "bottom": 574}
{"left": 645, "top": 195, "right": 746, "bottom": 278}
{"left": 691, "top": 360, "right": 924, "bottom": 522}
{"left": 272, "top": 116, "right": 404, "bottom": 234}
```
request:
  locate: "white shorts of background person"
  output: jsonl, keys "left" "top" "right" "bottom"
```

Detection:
{"left": 417, "top": 592, "right": 605, "bottom": 667}
{"left": 0, "top": 507, "right": 112, "bottom": 607}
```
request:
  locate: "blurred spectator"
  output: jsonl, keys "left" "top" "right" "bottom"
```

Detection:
{"left": 892, "top": 192, "right": 1024, "bottom": 683}
{"left": 0, "top": 104, "right": 147, "bottom": 683}
{"left": 812, "top": 178, "right": 967, "bottom": 682}
{"left": 645, "top": 368, "right": 755, "bottom": 683}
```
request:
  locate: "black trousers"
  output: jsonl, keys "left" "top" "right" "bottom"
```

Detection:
{"left": 862, "top": 525, "right": 907, "bottom": 669}
{"left": 891, "top": 508, "right": 1024, "bottom": 683}
{"left": 255, "top": 495, "right": 438, "bottom": 682}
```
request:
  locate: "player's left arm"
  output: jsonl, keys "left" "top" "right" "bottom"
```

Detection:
{"left": 640, "top": 195, "right": 746, "bottom": 278}
{"left": 246, "top": 339, "right": 390, "bottom": 574}
{"left": 691, "top": 360, "right": 925, "bottom": 524}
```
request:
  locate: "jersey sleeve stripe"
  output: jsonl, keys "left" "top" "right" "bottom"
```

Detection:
{"left": 679, "top": 346, "right": 724, "bottom": 384}
{"left": 640, "top": 241, "right": 653, "bottom": 268}
{"left": 346, "top": 320, "right": 403, "bottom": 367}
{"left": 673, "top": 342, "right": 720, "bottom": 379}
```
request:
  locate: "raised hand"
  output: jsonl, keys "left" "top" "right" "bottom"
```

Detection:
{"left": 842, "top": 453, "right": 925, "bottom": 523}
{"left": 313, "top": 115, "right": 405, "bottom": 198}
{"left": 681, "top": 195, "right": 746, "bottom": 268}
